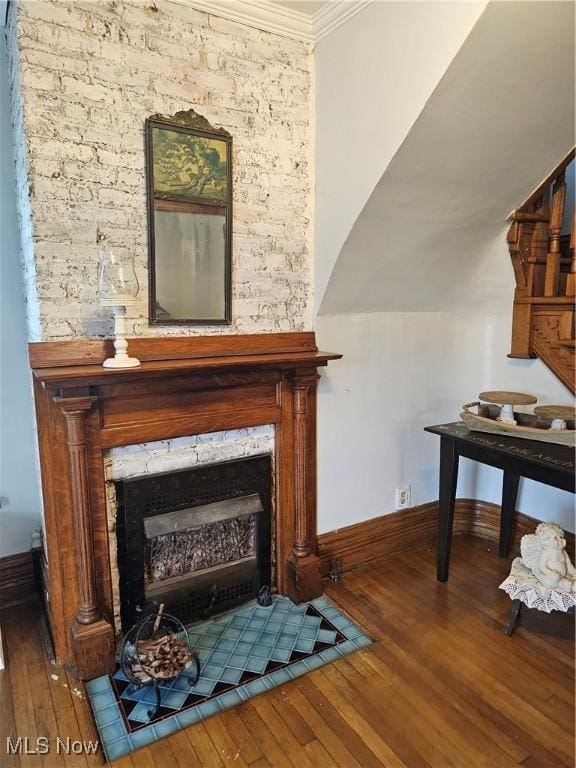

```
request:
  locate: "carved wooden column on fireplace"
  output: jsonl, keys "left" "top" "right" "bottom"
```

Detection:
{"left": 30, "top": 332, "right": 341, "bottom": 680}
{"left": 285, "top": 370, "right": 322, "bottom": 601}
{"left": 57, "top": 394, "right": 116, "bottom": 680}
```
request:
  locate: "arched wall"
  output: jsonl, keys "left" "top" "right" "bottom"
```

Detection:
{"left": 315, "top": 1, "right": 576, "bottom": 534}
{"left": 319, "top": 1, "right": 575, "bottom": 315}
{"left": 314, "top": 0, "right": 488, "bottom": 311}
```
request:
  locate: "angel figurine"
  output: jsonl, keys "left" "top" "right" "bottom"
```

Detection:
{"left": 520, "top": 522, "right": 576, "bottom": 593}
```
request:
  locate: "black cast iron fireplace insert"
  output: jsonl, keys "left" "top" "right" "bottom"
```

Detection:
{"left": 115, "top": 455, "right": 272, "bottom": 634}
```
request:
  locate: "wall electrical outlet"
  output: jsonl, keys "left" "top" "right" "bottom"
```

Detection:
{"left": 394, "top": 485, "right": 411, "bottom": 510}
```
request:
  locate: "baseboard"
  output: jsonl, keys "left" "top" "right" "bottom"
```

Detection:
{"left": 4, "top": 511, "right": 572, "bottom": 610}
{"left": 0, "top": 551, "right": 37, "bottom": 610}
{"left": 317, "top": 499, "right": 575, "bottom": 577}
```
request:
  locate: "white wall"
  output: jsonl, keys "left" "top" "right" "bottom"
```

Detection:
{"left": 315, "top": 1, "right": 575, "bottom": 535}
{"left": 320, "top": 1, "right": 575, "bottom": 315}
{"left": 316, "top": 236, "right": 575, "bottom": 534}
{"left": 0, "top": 34, "right": 42, "bottom": 557}
{"left": 314, "top": 0, "right": 487, "bottom": 311}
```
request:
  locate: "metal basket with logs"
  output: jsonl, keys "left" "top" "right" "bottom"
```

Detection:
{"left": 460, "top": 391, "right": 575, "bottom": 446}
{"left": 120, "top": 604, "right": 201, "bottom": 719}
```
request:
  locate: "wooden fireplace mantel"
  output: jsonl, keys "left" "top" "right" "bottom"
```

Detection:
{"left": 30, "top": 332, "right": 341, "bottom": 679}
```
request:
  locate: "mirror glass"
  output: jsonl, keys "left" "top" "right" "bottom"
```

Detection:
{"left": 154, "top": 209, "right": 226, "bottom": 320}
{"left": 146, "top": 111, "right": 232, "bottom": 324}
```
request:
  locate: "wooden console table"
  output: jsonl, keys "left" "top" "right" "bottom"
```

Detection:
{"left": 425, "top": 422, "right": 575, "bottom": 582}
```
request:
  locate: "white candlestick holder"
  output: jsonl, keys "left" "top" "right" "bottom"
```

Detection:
{"left": 103, "top": 302, "right": 140, "bottom": 369}
{"left": 98, "top": 250, "right": 141, "bottom": 370}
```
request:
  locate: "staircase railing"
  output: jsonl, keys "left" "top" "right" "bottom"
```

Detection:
{"left": 507, "top": 148, "right": 575, "bottom": 393}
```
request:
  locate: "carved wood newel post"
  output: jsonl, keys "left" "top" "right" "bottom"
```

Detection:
{"left": 286, "top": 371, "right": 322, "bottom": 603}
{"left": 57, "top": 396, "right": 115, "bottom": 680}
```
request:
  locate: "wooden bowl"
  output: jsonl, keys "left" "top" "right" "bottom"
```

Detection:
{"left": 479, "top": 391, "right": 537, "bottom": 406}
{"left": 534, "top": 405, "right": 576, "bottom": 423}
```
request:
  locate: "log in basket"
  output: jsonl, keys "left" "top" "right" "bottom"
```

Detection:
{"left": 120, "top": 604, "right": 201, "bottom": 719}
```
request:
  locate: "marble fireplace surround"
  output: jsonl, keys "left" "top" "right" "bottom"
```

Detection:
{"left": 30, "top": 332, "right": 340, "bottom": 680}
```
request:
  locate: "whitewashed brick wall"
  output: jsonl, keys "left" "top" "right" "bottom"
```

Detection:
{"left": 7, "top": 0, "right": 314, "bottom": 341}
{"left": 104, "top": 425, "right": 275, "bottom": 480}
{"left": 104, "top": 425, "right": 275, "bottom": 633}
{"left": 5, "top": 2, "right": 310, "bottom": 606}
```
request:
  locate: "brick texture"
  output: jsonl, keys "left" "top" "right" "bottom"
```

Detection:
{"left": 7, "top": 0, "right": 314, "bottom": 341}
{"left": 5, "top": 2, "right": 307, "bottom": 608}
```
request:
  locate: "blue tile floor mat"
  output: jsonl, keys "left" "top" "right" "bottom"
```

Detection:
{"left": 86, "top": 595, "right": 372, "bottom": 762}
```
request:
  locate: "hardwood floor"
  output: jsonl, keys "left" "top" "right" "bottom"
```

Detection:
{"left": 0, "top": 536, "right": 574, "bottom": 767}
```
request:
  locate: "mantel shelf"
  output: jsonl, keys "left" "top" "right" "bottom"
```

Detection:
{"left": 32, "top": 350, "right": 341, "bottom": 389}
{"left": 30, "top": 331, "right": 341, "bottom": 390}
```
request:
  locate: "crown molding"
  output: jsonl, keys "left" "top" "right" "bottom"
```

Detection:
{"left": 185, "top": 0, "right": 315, "bottom": 42}
{"left": 313, "top": 0, "right": 373, "bottom": 42}
{"left": 183, "top": 0, "right": 373, "bottom": 43}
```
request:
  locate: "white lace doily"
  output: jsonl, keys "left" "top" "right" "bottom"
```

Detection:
{"left": 499, "top": 558, "right": 576, "bottom": 613}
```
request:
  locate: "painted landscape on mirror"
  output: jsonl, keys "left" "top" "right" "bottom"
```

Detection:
{"left": 152, "top": 127, "right": 228, "bottom": 202}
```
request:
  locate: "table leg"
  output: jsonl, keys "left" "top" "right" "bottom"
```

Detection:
{"left": 505, "top": 599, "right": 522, "bottom": 636}
{"left": 500, "top": 471, "right": 520, "bottom": 557}
{"left": 437, "top": 436, "right": 459, "bottom": 582}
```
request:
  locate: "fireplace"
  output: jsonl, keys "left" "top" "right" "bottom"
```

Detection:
{"left": 115, "top": 455, "right": 272, "bottom": 633}
{"left": 29, "top": 332, "right": 341, "bottom": 678}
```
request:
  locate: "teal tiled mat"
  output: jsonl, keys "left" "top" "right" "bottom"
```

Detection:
{"left": 86, "top": 596, "right": 372, "bottom": 762}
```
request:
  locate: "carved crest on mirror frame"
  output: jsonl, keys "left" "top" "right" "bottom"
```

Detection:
{"left": 149, "top": 108, "right": 231, "bottom": 138}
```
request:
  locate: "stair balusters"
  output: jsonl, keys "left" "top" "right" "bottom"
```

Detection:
{"left": 507, "top": 148, "right": 575, "bottom": 393}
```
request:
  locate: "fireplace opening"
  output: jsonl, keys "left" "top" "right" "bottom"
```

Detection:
{"left": 115, "top": 455, "right": 272, "bottom": 633}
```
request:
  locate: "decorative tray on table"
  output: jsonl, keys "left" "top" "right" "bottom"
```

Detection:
{"left": 460, "top": 391, "right": 576, "bottom": 447}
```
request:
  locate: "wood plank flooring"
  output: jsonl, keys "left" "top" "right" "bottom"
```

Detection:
{"left": 0, "top": 536, "right": 573, "bottom": 767}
